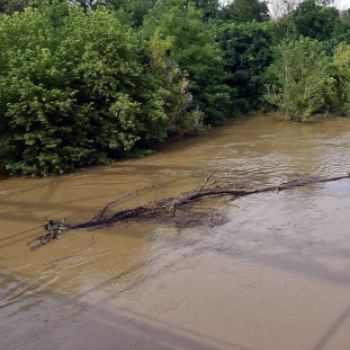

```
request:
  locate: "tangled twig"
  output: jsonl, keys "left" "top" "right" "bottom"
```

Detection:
{"left": 27, "top": 171, "right": 350, "bottom": 250}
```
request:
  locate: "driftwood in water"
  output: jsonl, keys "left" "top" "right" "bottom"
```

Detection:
{"left": 28, "top": 172, "right": 350, "bottom": 250}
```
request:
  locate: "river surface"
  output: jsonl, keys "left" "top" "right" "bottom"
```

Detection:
{"left": 1, "top": 113, "right": 350, "bottom": 350}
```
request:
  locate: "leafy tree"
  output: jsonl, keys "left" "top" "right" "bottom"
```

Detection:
{"left": 221, "top": 0, "right": 269, "bottom": 23}
{"left": 265, "top": 37, "right": 334, "bottom": 121}
{"left": 146, "top": 31, "right": 196, "bottom": 134}
{"left": 332, "top": 43, "right": 350, "bottom": 112}
{"left": 0, "top": 6, "right": 168, "bottom": 175}
{"left": 98, "top": 0, "right": 155, "bottom": 27}
{"left": 191, "top": 0, "right": 220, "bottom": 22}
{"left": 292, "top": 0, "right": 340, "bottom": 41}
{"left": 340, "top": 8, "right": 350, "bottom": 22}
{"left": 270, "top": 12, "right": 298, "bottom": 42}
{"left": 0, "top": 0, "right": 30, "bottom": 14}
{"left": 330, "top": 20, "right": 350, "bottom": 47}
{"left": 218, "top": 21, "right": 273, "bottom": 114}
{"left": 143, "top": 0, "right": 231, "bottom": 125}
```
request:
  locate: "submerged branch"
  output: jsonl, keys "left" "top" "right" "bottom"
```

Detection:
{"left": 28, "top": 172, "right": 350, "bottom": 250}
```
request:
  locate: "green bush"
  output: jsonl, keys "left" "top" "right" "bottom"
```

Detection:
{"left": 143, "top": 0, "right": 231, "bottom": 125}
{"left": 265, "top": 37, "right": 334, "bottom": 122}
{"left": 0, "top": 6, "right": 168, "bottom": 175}
{"left": 292, "top": 0, "right": 340, "bottom": 42}
{"left": 332, "top": 42, "right": 350, "bottom": 113}
{"left": 218, "top": 21, "right": 273, "bottom": 115}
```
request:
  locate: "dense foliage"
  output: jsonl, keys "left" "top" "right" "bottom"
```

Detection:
{"left": 221, "top": 0, "right": 269, "bottom": 23}
{"left": 265, "top": 38, "right": 333, "bottom": 121}
{"left": 292, "top": 0, "right": 340, "bottom": 41}
{"left": 1, "top": 0, "right": 350, "bottom": 175}
{"left": 0, "top": 6, "right": 168, "bottom": 175}
{"left": 218, "top": 21, "right": 273, "bottom": 114}
{"left": 143, "top": 0, "right": 231, "bottom": 125}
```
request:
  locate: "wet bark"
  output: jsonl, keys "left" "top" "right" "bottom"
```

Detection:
{"left": 28, "top": 172, "right": 350, "bottom": 250}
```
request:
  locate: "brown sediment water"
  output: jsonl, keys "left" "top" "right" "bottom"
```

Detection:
{"left": 1, "top": 113, "right": 350, "bottom": 350}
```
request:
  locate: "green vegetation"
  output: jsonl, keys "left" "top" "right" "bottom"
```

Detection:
{"left": 218, "top": 21, "right": 273, "bottom": 114}
{"left": 1, "top": 0, "right": 350, "bottom": 175}
{"left": 0, "top": 5, "right": 168, "bottom": 175}
{"left": 265, "top": 38, "right": 333, "bottom": 122}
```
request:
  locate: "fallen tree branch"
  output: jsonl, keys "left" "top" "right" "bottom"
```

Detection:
{"left": 93, "top": 182, "right": 166, "bottom": 221}
{"left": 28, "top": 172, "right": 350, "bottom": 250}
{"left": 195, "top": 170, "right": 216, "bottom": 195}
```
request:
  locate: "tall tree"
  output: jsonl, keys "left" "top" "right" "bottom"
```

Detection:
{"left": 191, "top": 0, "right": 220, "bottom": 21}
{"left": 265, "top": 37, "right": 333, "bottom": 121}
{"left": 0, "top": 6, "right": 168, "bottom": 175}
{"left": 218, "top": 21, "right": 273, "bottom": 114}
{"left": 221, "top": 0, "right": 269, "bottom": 23}
{"left": 292, "top": 0, "right": 340, "bottom": 41}
{"left": 0, "top": 0, "right": 30, "bottom": 14}
{"left": 143, "top": 0, "right": 231, "bottom": 124}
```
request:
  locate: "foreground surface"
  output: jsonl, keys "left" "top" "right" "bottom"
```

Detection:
{"left": 1, "top": 114, "right": 350, "bottom": 350}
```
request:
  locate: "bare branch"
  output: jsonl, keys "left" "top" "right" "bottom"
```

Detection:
{"left": 28, "top": 171, "right": 350, "bottom": 250}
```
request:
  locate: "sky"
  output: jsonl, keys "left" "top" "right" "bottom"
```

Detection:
{"left": 334, "top": 0, "right": 350, "bottom": 9}
{"left": 266, "top": 0, "right": 350, "bottom": 19}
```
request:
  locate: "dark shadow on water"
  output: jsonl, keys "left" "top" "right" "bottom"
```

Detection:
{"left": 2, "top": 216, "right": 350, "bottom": 350}
{"left": 311, "top": 304, "right": 350, "bottom": 350}
{"left": 0, "top": 272, "right": 256, "bottom": 350}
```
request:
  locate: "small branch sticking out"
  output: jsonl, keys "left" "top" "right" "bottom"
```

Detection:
{"left": 195, "top": 170, "right": 216, "bottom": 196}
{"left": 93, "top": 182, "right": 166, "bottom": 221}
{"left": 171, "top": 192, "right": 180, "bottom": 217}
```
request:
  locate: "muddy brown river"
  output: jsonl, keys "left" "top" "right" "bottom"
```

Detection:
{"left": 1, "top": 113, "right": 350, "bottom": 350}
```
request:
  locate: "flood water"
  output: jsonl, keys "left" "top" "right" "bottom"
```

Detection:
{"left": 1, "top": 113, "right": 350, "bottom": 350}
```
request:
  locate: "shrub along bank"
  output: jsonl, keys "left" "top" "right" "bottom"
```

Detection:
{"left": 1, "top": 0, "right": 350, "bottom": 175}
